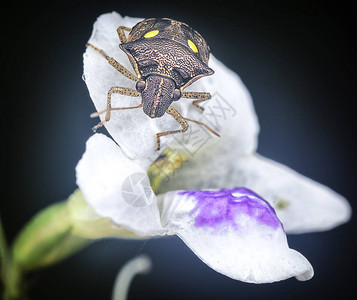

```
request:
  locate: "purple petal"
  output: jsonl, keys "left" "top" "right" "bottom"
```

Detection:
{"left": 160, "top": 188, "right": 313, "bottom": 283}
{"left": 179, "top": 188, "right": 282, "bottom": 231}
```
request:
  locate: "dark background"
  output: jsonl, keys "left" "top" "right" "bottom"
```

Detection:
{"left": 1, "top": 1, "right": 356, "bottom": 299}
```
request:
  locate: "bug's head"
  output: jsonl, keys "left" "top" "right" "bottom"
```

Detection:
{"left": 136, "top": 75, "right": 181, "bottom": 118}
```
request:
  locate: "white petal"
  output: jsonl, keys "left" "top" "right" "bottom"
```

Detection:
{"left": 159, "top": 188, "right": 313, "bottom": 283}
{"left": 231, "top": 154, "right": 352, "bottom": 233}
{"left": 76, "top": 133, "right": 165, "bottom": 236}
{"left": 168, "top": 55, "right": 259, "bottom": 156}
{"left": 83, "top": 12, "right": 174, "bottom": 165}
{"left": 83, "top": 12, "right": 259, "bottom": 163}
{"left": 161, "top": 153, "right": 351, "bottom": 233}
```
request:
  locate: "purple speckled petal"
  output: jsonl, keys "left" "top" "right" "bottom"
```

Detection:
{"left": 161, "top": 152, "right": 351, "bottom": 234}
{"left": 159, "top": 188, "right": 313, "bottom": 283}
{"left": 179, "top": 188, "right": 282, "bottom": 231}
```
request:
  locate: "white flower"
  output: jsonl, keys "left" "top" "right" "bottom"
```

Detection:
{"left": 78, "top": 12, "right": 351, "bottom": 284}
{"left": 76, "top": 133, "right": 313, "bottom": 283}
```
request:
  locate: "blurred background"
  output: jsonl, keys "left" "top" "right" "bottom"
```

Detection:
{"left": 1, "top": 1, "right": 356, "bottom": 299}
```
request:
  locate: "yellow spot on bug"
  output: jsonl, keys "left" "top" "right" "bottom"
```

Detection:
{"left": 144, "top": 30, "right": 159, "bottom": 38}
{"left": 188, "top": 39, "right": 198, "bottom": 53}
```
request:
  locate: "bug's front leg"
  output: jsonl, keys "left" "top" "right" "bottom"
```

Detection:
{"left": 155, "top": 105, "right": 221, "bottom": 151}
{"left": 92, "top": 87, "right": 141, "bottom": 131}
{"left": 156, "top": 106, "right": 189, "bottom": 151}
{"left": 181, "top": 91, "right": 211, "bottom": 111}
{"left": 86, "top": 43, "right": 139, "bottom": 82}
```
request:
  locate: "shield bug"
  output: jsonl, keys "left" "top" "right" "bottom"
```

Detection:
{"left": 87, "top": 18, "right": 219, "bottom": 150}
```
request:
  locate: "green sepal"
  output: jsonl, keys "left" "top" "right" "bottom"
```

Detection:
{"left": 12, "top": 201, "right": 89, "bottom": 271}
{"left": 2, "top": 189, "right": 145, "bottom": 299}
{"left": 11, "top": 189, "right": 144, "bottom": 271}
{"left": 68, "top": 189, "right": 143, "bottom": 239}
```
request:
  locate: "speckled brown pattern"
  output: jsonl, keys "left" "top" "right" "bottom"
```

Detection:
{"left": 121, "top": 18, "right": 213, "bottom": 89}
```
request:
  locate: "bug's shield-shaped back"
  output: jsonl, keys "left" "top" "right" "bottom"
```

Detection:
{"left": 120, "top": 40, "right": 213, "bottom": 89}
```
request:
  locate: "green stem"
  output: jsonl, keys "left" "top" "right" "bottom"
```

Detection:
{"left": 0, "top": 217, "right": 24, "bottom": 300}
{"left": 0, "top": 217, "right": 8, "bottom": 273}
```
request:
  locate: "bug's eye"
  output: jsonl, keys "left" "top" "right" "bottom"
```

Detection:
{"left": 136, "top": 80, "right": 146, "bottom": 93}
{"left": 188, "top": 39, "right": 198, "bottom": 53}
{"left": 172, "top": 89, "right": 181, "bottom": 101}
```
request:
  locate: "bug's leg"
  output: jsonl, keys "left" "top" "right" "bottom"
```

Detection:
{"left": 182, "top": 117, "right": 220, "bottom": 137}
{"left": 92, "top": 87, "right": 141, "bottom": 131}
{"left": 86, "top": 43, "right": 139, "bottom": 82}
{"left": 117, "top": 26, "right": 132, "bottom": 43}
{"left": 181, "top": 91, "right": 211, "bottom": 111}
{"left": 156, "top": 106, "right": 189, "bottom": 151}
